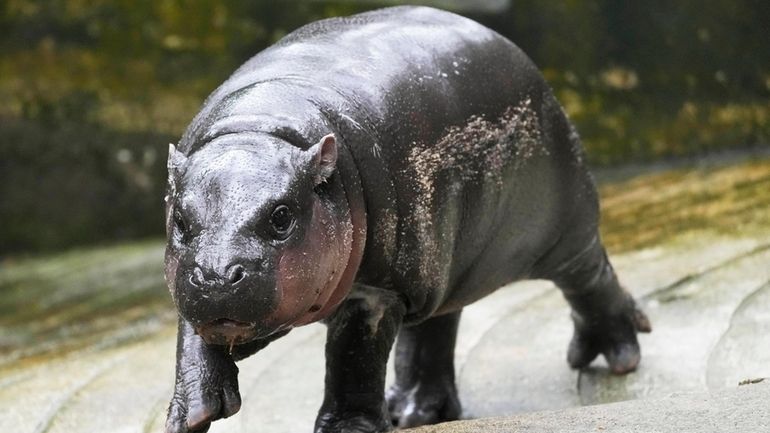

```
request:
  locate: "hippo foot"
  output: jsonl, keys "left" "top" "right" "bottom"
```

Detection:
{"left": 165, "top": 352, "right": 241, "bottom": 433}
{"left": 315, "top": 411, "right": 393, "bottom": 433}
{"left": 386, "top": 379, "right": 461, "bottom": 428}
{"left": 567, "top": 300, "right": 652, "bottom": 375}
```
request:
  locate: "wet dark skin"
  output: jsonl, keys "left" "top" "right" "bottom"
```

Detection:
{"left": 163, "top": 6, "right": 651, "bottom": 433}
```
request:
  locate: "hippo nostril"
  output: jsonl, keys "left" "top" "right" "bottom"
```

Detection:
{"left": 226, "top": 264, "right": 245, "bottom": 285}
{"left": 190, "top": 267, "right": 205, "bottom": 287}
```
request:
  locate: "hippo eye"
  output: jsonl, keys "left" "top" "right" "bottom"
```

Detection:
{"left": 270, "top": 205, "right": 295, "bottom": 238}
{"left": 173, "top": 210, "right": 189, "bottom": 236}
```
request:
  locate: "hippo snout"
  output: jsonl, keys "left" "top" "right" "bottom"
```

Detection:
{"left": 175, "top": 260, "right": 279, "bottom": 341}
{"left": 189, "top": 263, "right": 247, "bottom": 287}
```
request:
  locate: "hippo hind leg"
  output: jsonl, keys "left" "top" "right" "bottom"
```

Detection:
{"left": 537, "top": 233, "right": 652, "bottom": 374}
{"left": 386, "top": 310, "right": 462, "bottom": 428}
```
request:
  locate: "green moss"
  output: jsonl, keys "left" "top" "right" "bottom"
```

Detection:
{"left": 599, "top": 157, "right": 770, "bottom": 254}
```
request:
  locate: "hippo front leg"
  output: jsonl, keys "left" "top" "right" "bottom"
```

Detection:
{"left": 165, "top": 318, "right": 241, "bottom": 433}
{"left": 315, "top": 286, "right": 406, "bottom": 433}
{"left": 165, "top": 318, "right": 279, "bottom": 433}
{"left": 165, "top": 318, "right": 247, "bottom": 433}
{"left": 386, "top": 311, "right": 462, "bottom": 428}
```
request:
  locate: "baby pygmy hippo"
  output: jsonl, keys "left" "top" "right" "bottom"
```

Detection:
{"left": 163, "top": 6, "right": 651, "bottom": 433}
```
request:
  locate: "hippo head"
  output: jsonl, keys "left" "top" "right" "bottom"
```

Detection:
{"left": 164, "top": 132, "right": 354, "bottom": 346}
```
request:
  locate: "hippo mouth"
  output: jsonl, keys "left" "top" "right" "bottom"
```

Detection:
{"left": 195, "top": 318, "right": 261, "bottom": 346}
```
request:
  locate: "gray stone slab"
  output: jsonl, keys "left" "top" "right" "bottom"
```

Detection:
{"left": 408, "top": 381, "right": 770, "bottom": 433}
{"left": 0, "top": 328, "right": 175, "bottom": 433}
{"left": 706, "top": 280, "right": 770, "bottom": 389}
{"left": 2, "top": 236, "right": 769, "bottom": 433}
{"left": 578, "top": 241, "right": 770, "bottom": 404}
{"left": 456, "top": 238, "right": 770, "bottom": 420}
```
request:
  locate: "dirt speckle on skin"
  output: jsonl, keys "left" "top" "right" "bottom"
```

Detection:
{"left": 374, "top": 209, "right": 398, "bottom": 264}
{"left": 568, "top": 123, "right": 583, "bottom": 165}
{"left": 400, "top": 98, "right": 547, "bottom": 285}
{"left": 407, "top": 97, "right": 545, "bottom": 200}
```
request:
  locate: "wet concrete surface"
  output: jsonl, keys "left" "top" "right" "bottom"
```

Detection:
{"left": 1, "top": 157, "right": 769, "bottom": 432}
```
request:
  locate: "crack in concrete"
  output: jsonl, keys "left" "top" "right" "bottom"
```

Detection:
{"left": 33, "top": 358, "right": 124, "bottom": 433}
{"left": 705, "top": 279, "right": 770, "bottom": 390}
{"left": 643, "top": 242, "right": 770, "bottom": 303}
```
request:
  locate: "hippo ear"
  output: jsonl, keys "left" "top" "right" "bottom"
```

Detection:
{"left": 166, "top": 143, "right": 187, "bottom": 196}
{"left": 309, "top": 133, "right": 337, "bottom": 184}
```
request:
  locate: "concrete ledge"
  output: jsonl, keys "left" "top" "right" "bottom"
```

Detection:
{"left": 408, "top": 380, "right": 770, "bottom": 433}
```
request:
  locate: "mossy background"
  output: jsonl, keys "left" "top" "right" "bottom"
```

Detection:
{"left": 1, "top": 0, "right": 768, "bottom": 254}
